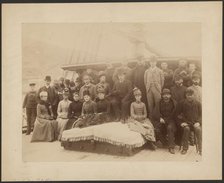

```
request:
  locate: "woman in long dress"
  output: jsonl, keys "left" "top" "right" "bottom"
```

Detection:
{"left": 31, "top": 91, "right": 58, "bottom": 142}
{"left": 127, "top": 88, "right": 156, "bottom": 149}
{"left": 56, "top": 89, "right": 72, "bottom": 140}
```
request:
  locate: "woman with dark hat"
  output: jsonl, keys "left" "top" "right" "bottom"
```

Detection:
{"left": 95, "top": 71, "right": 111, "bottom": 97}
{"left": 56, "top": 88, "right": 72, "bottom": 140}
{"left": 72, "top": 90, "right": 97, "bottom": 128}
{"left": 31, "top": 91, "right": 58, "bottom": 142}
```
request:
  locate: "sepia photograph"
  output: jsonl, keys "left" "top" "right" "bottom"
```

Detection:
{"left": 22, "top": 23, "right": 202, "bottom": 161}
{"left": 2, "top": 2, "right": 222, "bottom": 181}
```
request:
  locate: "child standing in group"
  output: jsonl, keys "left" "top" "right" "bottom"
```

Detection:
{"left": 128, "top": 88, "right": 156, "bottom": 150}
{"left": 56, "top": 89, "right": 72, "bottom": 140}
{"left": 72, "top": 90, "right": 97, "bottom": 128}
{"left": 23, "top": 82, "right": 38, "bottom": 135}
{"left": 65, "top": 92, "right": 83, "bottom": 130}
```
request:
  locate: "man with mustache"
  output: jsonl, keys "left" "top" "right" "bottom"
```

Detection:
{"left": 156, "top": 88, "right": 177, "bottom": 154}
{"left": 187, "top": 74, "right": 202, "bottom": 102}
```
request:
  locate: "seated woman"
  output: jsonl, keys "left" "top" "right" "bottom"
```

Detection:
{"left": 127, "top": 88, "right": 156, "bottom": 149}
{"left": 72, "top": 90, "right": 97, "bottom": 128}
{"left": 92, "top": 88, "right": 111, "bottom": 124}
{"left": 65, "top": 92, "right": 83, "bottom": 130}
{"left": 31, "top": 91, "right": 58, "bottom": 142}
{"left": 56, "top": 89, "right": 72, "bottom": 140}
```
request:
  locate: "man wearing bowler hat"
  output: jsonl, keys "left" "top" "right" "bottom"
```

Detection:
{"left": 37, "top": 76, "right": 58, "bottom": 119}
{"left": 156, "top": 88, "right": 177, "bottom": 154}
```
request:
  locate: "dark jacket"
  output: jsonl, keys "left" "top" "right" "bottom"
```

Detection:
{"left": 95, "top": 98, "right": 111, "bottom": 114}
{"left": 23, "top": 91, "right": 38, "bottom": 108}
{"left": 170, "top": 85, "right": 187, "bottom": 103}
{"left": 161, "top": 68, "right": 174, "bottom": 89}
{"left": 111, "top": 79, "right": 133, "bottom": 99}
{"left": 176, "top": 99, "right": 202, "bottom": 126}
{"left": 131, "top": 64, "right": 147, "bottom": 93}
{"left": 68, "top": 100, "right": 83, "bottom": 119}
{"left": 159, "top": 98, "right": 177, "bottom": 123}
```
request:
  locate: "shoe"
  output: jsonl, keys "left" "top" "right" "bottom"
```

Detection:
{"left": 169, "top": 148, "right": 175, "bottom": 154}
{"left": 149, "top": 142, "right": 157, "bottom": 151}
{"left": 181, "top": 150, "right": 187, "bottom": 155}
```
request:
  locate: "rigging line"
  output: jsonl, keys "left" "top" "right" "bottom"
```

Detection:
{"left": 82, "top": 24, "right": 94, "bottom": 64}
{"left": 68, "top": 28, "right": 79, "bottom": 65}
{"left": 93, "top": 24, "right": 104, "bottom": 63}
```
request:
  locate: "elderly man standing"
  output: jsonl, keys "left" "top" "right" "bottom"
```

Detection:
{"left": 144, "top": 56, "right": 164, "bottom": 120}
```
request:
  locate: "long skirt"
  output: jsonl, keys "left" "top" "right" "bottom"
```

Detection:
{"left": 57, "top": 118, "right": 69, "bottom": 140}
{"left": 31, "top": 118, "right": 58, "bottom": 142}
{"left": 127, "top": 118, "right": 156, "bottom": 142}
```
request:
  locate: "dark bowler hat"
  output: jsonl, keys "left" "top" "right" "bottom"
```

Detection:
{"left": 97, "top": 87, "right": 105, "bottom": 94}
{"left": 45, "top": 75, "right": 51, "bottom": 81}
{"left": 63, "top": 88, "right": 70, "bottom": 95}
{"left": 185, "top": 88, "right": 194, "bottom": 96}
{"left": 174, "top": 75, "right": 183, "bottom": 81}
{"left": 192, "top": 74, "right": 200, "bottom": 80}
{"left": 29, "top": 82, "right": 36, "bottom": 86}
{"left": 83, "top": 89, "right": 90, "bottom": 96}
{"left": 162, "top": 88, "right": 171, "bottom": 95}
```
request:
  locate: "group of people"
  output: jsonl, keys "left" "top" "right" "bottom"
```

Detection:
{"left": 23, "top": 56, "right": 202, "bottom": 155}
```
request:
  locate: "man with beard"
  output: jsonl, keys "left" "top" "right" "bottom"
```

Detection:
{"left": 187, "top": 74, "right": 201, "bottom": 102}
{"left": 160, "top": 62, "right": 174, "bottom": 89}
{"left": 131, "top": 56, "right": 148, "bottom": 109}
{"left": 170, "top": 76, "right": 187, "bottom": 103}
{"left": 176, "top": 88, "right": 202, "bottom": 155}
{"left": 155, "top": 88, "right": 177, "bottom": 154}
{"left": 173, "top": 59, "right": 190, "bottom": 87}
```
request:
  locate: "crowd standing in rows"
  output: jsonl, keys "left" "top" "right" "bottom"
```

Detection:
{"left": 23, "top": 56, "right": 202, "bottom": 155}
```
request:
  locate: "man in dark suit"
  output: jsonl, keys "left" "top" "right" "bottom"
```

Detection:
{"left": 37, "top": 76, "right": 58, "bottom": 119}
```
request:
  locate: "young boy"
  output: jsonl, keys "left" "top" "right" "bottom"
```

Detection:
{"left": 72, "top": 90, "right": 97, "bottom": 128}
{"left": 65, "top": 92, "right": 83, "bottom": 130}
{"left": 79, "top": 75, "right": 96, "bottom": 101}
{"left": 176, "top": 88, "right": 202, "bottom": 155}
{"left": 56, "top": 89, "right": 72, "bottom": 140}
{"left": 23, "top": 82, "right": 38, "bottom": 135}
